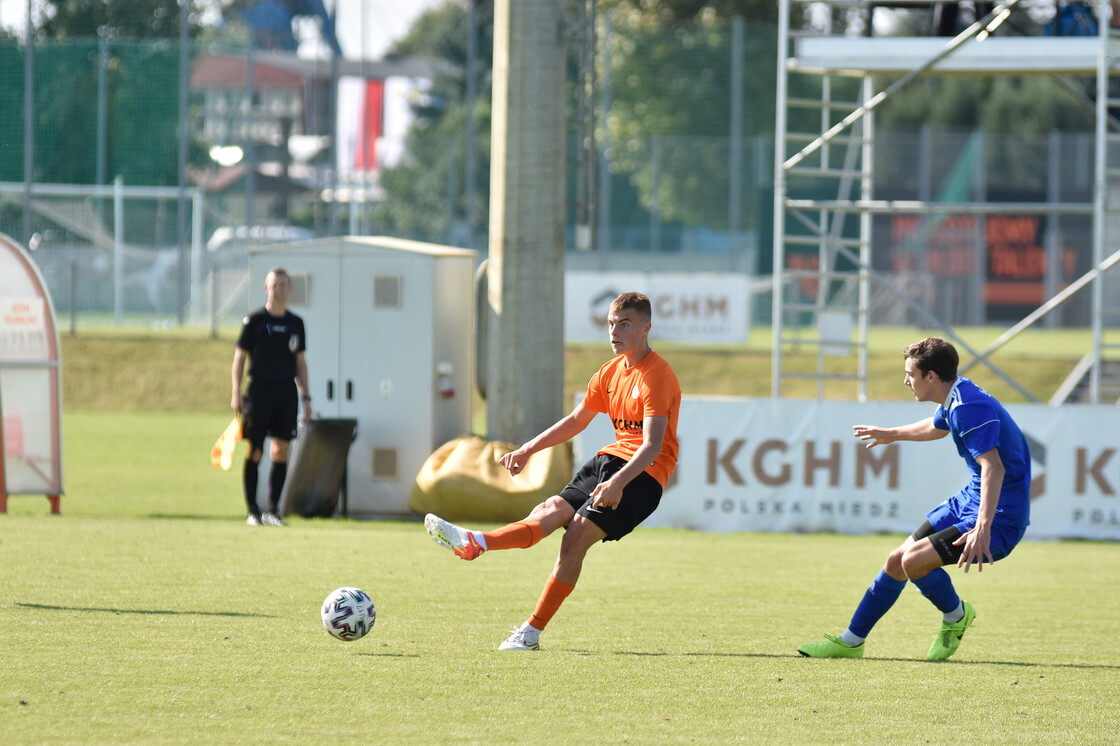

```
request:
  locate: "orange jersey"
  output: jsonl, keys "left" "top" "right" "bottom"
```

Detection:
{"left": 582, "top": 350, "right": 681, "bottom": 487}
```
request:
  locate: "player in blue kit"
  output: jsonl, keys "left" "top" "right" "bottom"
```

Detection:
{"left": 798, "top": 337, "right": 1031, "bottom": 661}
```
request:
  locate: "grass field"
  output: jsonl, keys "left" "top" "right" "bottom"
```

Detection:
{"left": 1, "top": 329, "right": 1117, "bottom": 743}
{"left": 1, "top": 412, "right": 1118, "bottom": 744}
{"left": 58, "top": 324, "right": 1100, "bottom": 415}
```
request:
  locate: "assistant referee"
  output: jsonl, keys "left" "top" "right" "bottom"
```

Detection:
{"left": 231, "top": 267, "right": 312, "bottom": 526}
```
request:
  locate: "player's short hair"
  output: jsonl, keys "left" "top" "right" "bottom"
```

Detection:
{"left": 904, "top": 336, "right": 958, "bottom": 382}
{"left": 266, "top": 267, "right": 290, "bottom": 281}
{"left": 610, "top": 292, "right": 652, "bottom": 322}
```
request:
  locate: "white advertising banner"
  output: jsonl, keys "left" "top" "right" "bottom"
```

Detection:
{"left": 573, "top": 397, "right": 1120, "bottom": 541}
{"left": 564, "top": 272, "right": 749, "bottom": 343}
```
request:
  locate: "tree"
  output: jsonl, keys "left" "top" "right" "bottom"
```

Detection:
{"left": 872, "top": 74, "right": 1096, "bottom": 196}
{"left": 602, "top": 15, "right": 776, "bottom": 228}
{"left": 371, "top": 0, "right": 781, "bottom": 242}
{"left": 602, "top": 0, "right": 778, "bottom": 25}
{"left": 585, "top": 2, "right": 785, "bottom": 229}
{"left": 371, "top": 1, "right": 495, "bottom": 245}
{"left": 38, "top": 0, "right": 206, "bottom": 39}
{"left": 875, "top": 75, "right": 1095, "bottom": 134}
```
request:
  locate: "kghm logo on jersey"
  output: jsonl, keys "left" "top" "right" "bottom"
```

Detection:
{"left": 612, "top": 417, "right": 643, "bottom": 433}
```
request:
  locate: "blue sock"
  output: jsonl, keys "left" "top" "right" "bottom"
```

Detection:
{"left": 847, "top": 570, "right": 908, "bottom": 639}
{"left": 911, "top": 568, "right": 960, "bottom": 614}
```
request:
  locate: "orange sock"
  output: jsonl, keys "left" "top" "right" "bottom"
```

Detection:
{"left": 482, "top": 520, "right": 543, "bottom": 551}
{"left": 528, "top": 574, "right": 575, "bottom": 631}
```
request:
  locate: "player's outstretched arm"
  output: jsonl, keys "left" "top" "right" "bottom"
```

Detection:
{"left": 853, "top": 417, "right": 944, "bottom": 448}
{"left": 500, "top": 402, "right": 596, "bottom": 477}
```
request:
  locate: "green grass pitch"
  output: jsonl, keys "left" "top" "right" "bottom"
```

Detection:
{"left": 0, "top": 412, "right": 1117, "bottom": 744}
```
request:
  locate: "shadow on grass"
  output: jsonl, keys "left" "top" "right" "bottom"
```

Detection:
{"left": 17, "top": 602, "right": 274, "bottom": 618}
{"left": 583, "top": 649, "right": 1120, "bottom": 670}
{"left": 846, "top": 656, "right": 1120, "bottom": 671}
{"left": 356, "top": 652, "right": 422, "bottom": 658}
{"left": 146, "top": 514, "right": 247, "bottom": 521}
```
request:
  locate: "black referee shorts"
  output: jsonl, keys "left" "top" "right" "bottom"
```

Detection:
{"left": 241, "top": 381, "right": 298, "bottom": 450}
{"left": 559, "top": 453, "right": 663, "bottom": 542}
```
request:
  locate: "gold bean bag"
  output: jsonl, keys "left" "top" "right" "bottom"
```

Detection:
{"left": 409, "top": 435, "right": 573, "bottom": 523}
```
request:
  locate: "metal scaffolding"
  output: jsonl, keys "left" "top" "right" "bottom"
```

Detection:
{"left": 773, "top": 0, "right": 1120, "bottom": 403}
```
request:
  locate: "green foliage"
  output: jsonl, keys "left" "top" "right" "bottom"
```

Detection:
{"left": 39, "top": 0, "right": 200, "bottom": 40}
{"left": 372, "top": 2, "right": 784, "bottom": 242}
{"left": 372, "top": 1, "right": 494, "bottom": 243}
{"left": 981, "top": 77, "right": 1088, "bottom": 133}
{"left": 388, "top": 0, "right": 490, "bottom": 63}
{"left": 876, "top": 75, "right": 1095, "bottom": 134}
{"left": 872, "top": 75, "right": 1095, "bottom": 196}
{"left": 598, "top": 17, "right": 781, "bottom": 229}
{"left": 608, "top": 22, "right": 730, "bottom": 226}
{"left": 604, "top": 0, "right": 780, "bottom": 25}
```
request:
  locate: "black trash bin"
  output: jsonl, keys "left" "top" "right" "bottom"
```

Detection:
{"left": 278, "top": 418, "right": 358, "bottom": 518}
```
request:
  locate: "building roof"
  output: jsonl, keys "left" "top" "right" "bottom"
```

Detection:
{"left": 191, "top": 54, "right": 305, "bottom": 89}
{"left": 191, "top": 50, "right": 448, "bottom": 90}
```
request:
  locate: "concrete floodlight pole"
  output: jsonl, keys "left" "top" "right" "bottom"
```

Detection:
{"left": 486, "top": 0, "right": 568, "bottom": 445}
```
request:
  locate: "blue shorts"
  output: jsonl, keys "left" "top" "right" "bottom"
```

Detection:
{"left": 926, "top": 500, "right": 1027, "bottom": 563}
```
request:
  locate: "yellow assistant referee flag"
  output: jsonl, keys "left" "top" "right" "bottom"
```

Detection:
{"left": 210, "top": 417, "right": 243, "bottom": 471}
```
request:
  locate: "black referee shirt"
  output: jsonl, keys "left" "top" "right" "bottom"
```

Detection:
{"left": 236, "top": 308, "right": 307, "bottom": 383}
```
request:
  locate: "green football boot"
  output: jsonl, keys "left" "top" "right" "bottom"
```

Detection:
{"left": 927, "top": 600, "right": 976, "bottom": 661}
{"left": 797, "top": 633, "right": 865, "bottom": 658}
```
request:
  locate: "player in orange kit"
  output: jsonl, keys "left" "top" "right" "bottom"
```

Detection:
{"left": 425, "top": 291, "right": 681, "bottom": 651}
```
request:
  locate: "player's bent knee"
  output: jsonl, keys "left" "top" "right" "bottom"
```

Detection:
{"left": 883, "top": 542, "right": 910, "bottom": 575}
{"left": 901, "top": 543, "right": 947, "bottom": 578}
{"left": 562, "top": 515, "right": 605, "bottom": 550}
{"left": 532, "top": 495, "right": 571, "bottom": 519}
{"left": 899, "top": 552, "right": 921, "bottom": 578}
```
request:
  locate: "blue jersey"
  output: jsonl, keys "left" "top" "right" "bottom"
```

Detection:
{"left": 932, "top": 377, "right": 1031, "bottom": 529}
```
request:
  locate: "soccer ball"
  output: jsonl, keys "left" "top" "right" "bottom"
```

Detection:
{"left": 321, "top": 586, "right": 376, "bottom": 641}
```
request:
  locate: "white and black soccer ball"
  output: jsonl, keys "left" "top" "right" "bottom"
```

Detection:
{"left": 321, "top": 586, "right": 376, "bottom": 641}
